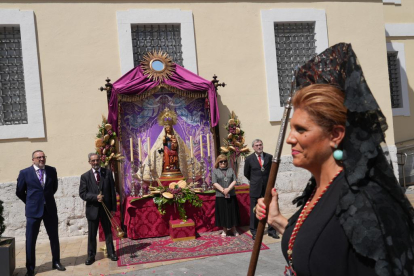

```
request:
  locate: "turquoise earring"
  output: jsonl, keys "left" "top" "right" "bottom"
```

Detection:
{"left": 333, "top": 144, "right": 343, "bottom": 161}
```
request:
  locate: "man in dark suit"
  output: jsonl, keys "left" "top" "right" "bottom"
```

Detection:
{"left": 79, "top": 153, "right": 118, "bottom": 265}
{"left": 16, "top": 150, "right": 66, "bottom": 276}
{"left": 244, "top": 139, "right": 279, "bottom": 240}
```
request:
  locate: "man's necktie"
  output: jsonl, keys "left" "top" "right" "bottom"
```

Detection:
{"left": 95, "top": 171, "right": 100, "bottom": 185}
{"left": 258, "top": 155, "right": 262, "bottom": 167}
{"left": 38, "top": 169, "right": 45, "bottom": 188}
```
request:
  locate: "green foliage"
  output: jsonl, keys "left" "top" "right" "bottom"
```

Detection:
{"left": 0, "top": 200, "right": 5, "bottom": 237}
{"left": 152, "top": 187, "right": 203, "bottom": 221}
{"left": 153, "top": 196, "right": 171, "bottom": 216}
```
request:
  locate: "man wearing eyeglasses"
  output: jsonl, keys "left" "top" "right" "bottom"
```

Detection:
{"left": 16, "top": 150, "right": 66, "bottom": 276}
{"left": 244, "top": 139, "right": 279, "bottom": 240}
{"left": 79, "top": 153, "right": 118, "bottom": 266}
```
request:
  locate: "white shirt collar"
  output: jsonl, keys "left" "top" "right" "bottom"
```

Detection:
{"left": 33, "top": 164, "right": 44, "bottom": 171}
{"left": 92, "top": 168, "right": 100, "bottom": 174}
{"left": 255, "top": 153, "right": 263, "bottom": 159}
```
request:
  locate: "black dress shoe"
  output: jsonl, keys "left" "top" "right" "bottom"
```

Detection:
{"left": 252, "top": 234, "right": 256, "bottom": 240}
{"left": 25, "top": 271, "right": 35, "bottom": 276}
{"left": 268, "top": 233, "right": 280, "bottom": 239}
{"left": 109, "top": 254, "right": 119, "bottom": 261}
{"left": 52, "top": 262, "right": 66, "bottom": 271}
{"left": 85, "top": 256, "right": 95, "bottom": 265}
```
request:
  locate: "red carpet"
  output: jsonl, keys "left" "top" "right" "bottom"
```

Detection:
{"left": 116, "top": 230, "right": 269, "bottom": 266}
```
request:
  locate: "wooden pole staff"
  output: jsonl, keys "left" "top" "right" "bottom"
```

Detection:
{"left": 247, "top": 68, "right": 298, "bottom": 276}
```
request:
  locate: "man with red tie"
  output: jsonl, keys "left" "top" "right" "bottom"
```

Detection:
{"left": 244, "top": 139, "right": 279, "bottom": 240}
{"left": 79, "top": 153, "right": 118, "bottom": 265}
{"left": 16, "top": 150, "right": 66, "bottom": 276}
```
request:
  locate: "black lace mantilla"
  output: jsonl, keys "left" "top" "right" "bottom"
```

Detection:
{"left": 293, "top": 43, "right": 414, "bottom": 276}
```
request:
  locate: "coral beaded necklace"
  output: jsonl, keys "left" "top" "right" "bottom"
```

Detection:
{"left": 284, "top": 169, "right": 343, "bottom": 276}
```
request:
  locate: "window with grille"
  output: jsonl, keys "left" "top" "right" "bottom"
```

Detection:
{"left": 0, "top": 26, "right": 27, "bottom": 126}
{"left": 131, "top": 24, "right": 183, "bottom": 67}
{"left": 274, "top": 23, "right": 316, "bottom": 107}
{"left": 387, "top": 52, "right": 402, "bottom": 109}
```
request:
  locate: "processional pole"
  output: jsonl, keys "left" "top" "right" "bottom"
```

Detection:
{"left": 247, "top": 68, "right": 298, "bottom": 276}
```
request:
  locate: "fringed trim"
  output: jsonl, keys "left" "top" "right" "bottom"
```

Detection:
{"left": 118, "top": 86, "right": 162, "bottom": 102}
{"left": 160, "top": 83, "right": 207, "bottom": 99}
{"left": 118, "top": 84, "right": 207, "bottom": 103}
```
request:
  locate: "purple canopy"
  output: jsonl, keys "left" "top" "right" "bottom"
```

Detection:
{"left": 107, "top": 64, "right": 219, "bottom": 131}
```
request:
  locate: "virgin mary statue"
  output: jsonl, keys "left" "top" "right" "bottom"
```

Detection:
{"left": 157, "top": 108, "right": 185, "bottom": 180}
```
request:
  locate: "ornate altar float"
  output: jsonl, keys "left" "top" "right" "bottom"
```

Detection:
{"left": 107, "top": 51, "right": 220, "bottom": 192}
{"left": 101, "top": 51, "right": 250, "bottom": 240}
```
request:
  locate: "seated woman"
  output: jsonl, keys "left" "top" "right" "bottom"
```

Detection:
{"left": 212, "top": 154, "right": 240, "bottom": 237}
{"left": 255, "top": 43, "right": 414, "bottom": 276}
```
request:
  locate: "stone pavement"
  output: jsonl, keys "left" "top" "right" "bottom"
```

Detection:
{"left": 13, "top": 227, "right": 286, "bottom": 276}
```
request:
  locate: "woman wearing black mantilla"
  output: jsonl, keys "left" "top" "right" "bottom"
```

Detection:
{"left": 255, "top": 43, "right": 414, "bottom": 276}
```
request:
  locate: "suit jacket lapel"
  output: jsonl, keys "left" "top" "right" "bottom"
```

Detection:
{"left": 99, "top": 169, "right": 105, "bottom": 192}
{"left": 262, "top": 153, "right": 266, "bottom": 167}
{"left": 89, "top": 169, "right": 100, "bottom": 194}
{"left": 44, "top": 167, "right": 50, "bottom": 188}
{"left": 31, "top": 166, "right": 43, "bottom": 187}
{"left": 253, "top": 153, "right": 261, "bottom": 168}
{"left": 263, "top": 153, "right": 270, "bottom": 167}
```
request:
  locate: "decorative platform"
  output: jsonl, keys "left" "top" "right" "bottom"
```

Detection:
{"left": 169, "top": 219, "right": 196, "bottom": 242}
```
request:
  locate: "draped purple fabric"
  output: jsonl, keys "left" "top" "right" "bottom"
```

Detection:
{"left": 107, "top": 64, "right": 219, "bottom": 131}
{"left": 164, "top": 65, "right": 219, "bottom": 127}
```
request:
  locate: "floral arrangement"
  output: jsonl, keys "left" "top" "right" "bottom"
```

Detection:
{"left": 153, "top": 180, "right": 203, "bottom": 221}
{"left": 95, "top": 115, "right": 124, "bottom": 167}
{"left": 220, "top": 111, "right": 250, "bottom": 157}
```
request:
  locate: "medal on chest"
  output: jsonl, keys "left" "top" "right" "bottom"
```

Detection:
{"left": 222, "top": 170, "right": 229, "bottom": 182}
{"left": 261, "top": 166, "right": 265, "bottom": 172}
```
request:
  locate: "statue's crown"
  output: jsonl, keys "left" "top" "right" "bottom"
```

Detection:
{"left": 157, "top": 107, "right": 177, "bottom": 126}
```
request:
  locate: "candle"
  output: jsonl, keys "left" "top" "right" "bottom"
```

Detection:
{"left": 207, "top": 134, "right": 210, "bottom": 157}
{"left": 190, "top": 136, "right": 193, "bottom": 158}
{"left": 130, "top": 137, "right": 134, "bottom": 162}
{"left": 200, "top": 135, "right": 203, "bottom": 157}
{"left": 147, "top": 137, "right": 151, "bottom": 160}
{"left": 138, "top": 137, "right": 142, "bottom": 162}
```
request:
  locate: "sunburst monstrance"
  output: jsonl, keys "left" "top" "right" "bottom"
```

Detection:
{"left": 140, "top": 50, "right": 175, "bottom": 82}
